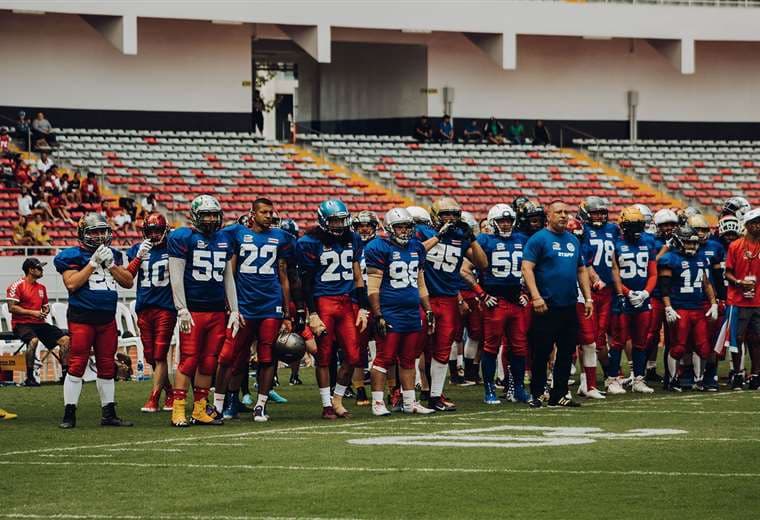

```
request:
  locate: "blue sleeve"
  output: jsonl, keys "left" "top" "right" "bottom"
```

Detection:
{"left": 523, "top": 234, "right": 543, "bottom": 264}
{"left": 363, "top": 241, "right": 386, "bottom": 270}
{"left": 476, "top": 234, "right": 490, "bottom": 254}
{"left": 657, "top": 252, "right": 674, "bottom": 269}
{"left": 353, "top": 233, "right": 364, "bottom": 260}
{"left": 167, "top": 228, "right": 191, "bottom": 259}
{"left": 416, "top": 225, "right": 435, "bottom": 241}
{"left": 416, "top": 241, "right": 427, "bottom": 265}
{"left": 109, "top": 247, "right": 124, "bottom": 266}
{"left": 126, "top": 243, "right": 138, "bottom": 262}
{"left": 54, "top": 248, "right": 82, "bottom": 274}
{"left": 278, "top": 230, "right": 295, "bottom": 261}
{"left": 296, "top": 237, "right": 318, "bottom": 272}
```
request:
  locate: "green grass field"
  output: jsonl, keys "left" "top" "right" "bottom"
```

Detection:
{"left": 2, "top": 372, "right": 759, "bottom": 520}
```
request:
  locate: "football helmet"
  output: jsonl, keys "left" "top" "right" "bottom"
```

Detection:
{"left": 567, "top": 216, "right": 584, "bottom": 240}
{"left": 743, "top": 207, "right": 760, "bottom": 227}
{"left": 384, "top": 208, "right": 415, "bottom": 246}
{"left": 352, "top": 210, "right": 379, "bottom": 241}
{"left": 190, "top": 195, "right": 223, "bottom": 235}
{"left": 487, "top": 203, "right": 516, "bottom": 237}
{"left": 686, "top": 214, "right": 711, "bottom": 243}
{"left": 280, "top": 218, "right": 299, "bottom": 237}
{"left": 273, "top": 332, "right": 306, "bottom": 364}
{"left": 619, "top": 206, "right": 646, "bottom": 241}
{"left": 270, "top": 210, "right": 281, "bottom": 228}
{"left": 654, "top": 208, "right": 679, "bottom": 226}
{"left": 718, "top": 215, "right": 741, "bottom": 240}
{"left": 511, "top": 196, "right": 530, "bottom": 214}
{"left": 578, "top": 196, "right": 609, "bottom": 228}
{"left": 77, "top": 213, "right": 112, "bottom": 251}
{"left": 461, "top": 211, "right": 478, "bottom": 232}
{"left": 722, "top": 196, "right": 751, "bottom": 221}
{"left": 672, "top": 225, "right": 701, "bottom": 257}
{"left": 143, "top": 212, "right": 168, "bottom": 245}
{"left": 317, "top": 199, "right": 351, "bottom": 236}
{"left": 518, "top": 200, "right": 546, "bottom": 234}
{"left": 676, "top": 206, "right": 701, "bottom": 226}
{"left": 634, "top": 203, "right": 655, "bottom": 234}
{"left": 430, "top": 197, "right": 461, "bottom": 230}
{"left": 406, "top": 206, "right": 432, "bottom": 226}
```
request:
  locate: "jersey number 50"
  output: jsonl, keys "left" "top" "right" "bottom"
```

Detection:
{"left": 491, "top": 250, "right": 522, "bottom": 278}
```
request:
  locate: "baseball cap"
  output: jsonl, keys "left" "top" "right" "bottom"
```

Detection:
{"left": 22, "top": 257, "right": 47, "bottom": 274}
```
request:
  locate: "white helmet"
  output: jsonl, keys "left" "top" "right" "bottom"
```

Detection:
{"left": 743, "top": 207, "right": 760, "bottom": 227}
{"left": 487, "top": 204, "right": 516, "bottom": 237}
{"left": 406, "top": 206, "right": 432, "bottom": 226}
{"left": 634, "top": 204, "right": 655, "bottom": 234}
{"left": 723, "top": 196, "right": 751, "bottom": 221}
{"left": 653, "top": 208, "right": 678, "bottom": 226}
{"left": 190, "top": 194, "right": 223, "bottom": 235}
{"left": 384, "top": 208, "right": 415, "bottom": 246}
{"left": 461, "top": 211, "right": 478, "bottom": 232}
{"left": 718, "top": 215, "right": 741, "bottom": 238}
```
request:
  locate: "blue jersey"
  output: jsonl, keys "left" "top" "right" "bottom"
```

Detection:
{"left": 54, "top": 246, "right": 123, "bottom": 315}
{"left": 477, "top": 232, "right": 527, "bottom": 297}
{"left": 225, "top": 224, "right": 294, "bottom": 320}
{"left": 583, "top": 223, "right": 620, "bottom": 285}
{"left": 167, "top": 227, "right": 232, "bottom": 312}
{"left": 614, "top": 237, "right": 656, "bottom": 314}
{"left": 296, "top": 232, "right": 361, "bottom": 297}
{"left": 658, "top": 250, "right": 709, "bottom": 310}
{"left": 523, "top": 228, "right": 584, "bottom": 307}
{"left": 127, "top": 243, "right": 175, "bottom": 313}
{"left": 416, "top": 224, "right": 471, "bottom": 297}
{"left": 700, "top": 238, "right": 725, "bottom": 285}
{"left": 364, "top": 237, "right": 425, "bottom": 333}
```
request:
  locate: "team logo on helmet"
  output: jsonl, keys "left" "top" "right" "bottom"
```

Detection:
{"left": 430, "top": 197, "right": 461, "bottom": 230}
{"left": 143, "top": 212, "right": 168, "bottom": 245}
{"left": 190, "top": 195, "right": 223, "bottom": 235}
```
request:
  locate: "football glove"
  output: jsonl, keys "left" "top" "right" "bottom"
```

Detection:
{"left": 308, "top": 312, "right": 327, "bottom": 337}
{"left": 374, "top": 316, "right": 388, "bottom": 338}
{"left": 227, "top": 311, "right": 243, "bottom": 338}
{"left": 137, "top": 239, "right": 152, "bottom": 260}
{"left": 88, "top": 244, "right": 107, "bottom": 268}
{"left": 627, "top": 290, "right": 649, "bottom": 308}
{"left": 705, "top": 303, "right": 719, "bottom": 321}
{"left": 665, "top": 306, "right": 681, "bottom": 324}
{"left": 101, "top": 247, "right": 114, "bottom": 269}
{"left": 178, "top": 308, "right": 195, "bottom": 333}
{"left": 436, "top": 222, "right": 454, "bottom": 237}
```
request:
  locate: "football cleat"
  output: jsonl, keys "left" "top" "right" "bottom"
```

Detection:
{"left": 403, "top": 401, "right": 435, "bottom": 414}
{"left": 666, "top": 376, "right": 683, "bottom": 393}
{"left": 440, "top": 393, "right": 457, "bottom": 409}
{"left": 428, "top": 396, "right": 456, "bottom": 412}
{"left": 605, "top": 377, "right": 627, "bottom": 395}
{"left": 268, "top": 390, "right": 288, "bottom": 404}
{"left": 222, "top": 395, "right": 238, "bottom": 420}
{"left": 372, "top": 400, "right": 392, "bottom": 416}
{"left": 632, "top": 376, "right": 655, "bottom": 394}
{"left": 252, "top": 405, "right": 269, "bottom": 422}
{"left": 645, "top": 367, "right": 664, "bottom": 383}
{"left": 141, "top": 389, "right": 161, "bottom": 413}
{"left": 527, "top": 397, "right": 543, "bottom": 409}
{"left": 241, "top": 393, "right": 254, "bottom": 406}
{"left": 321, "top": 405, "right": 338, "bottom": 420}
{"left": 162, "top": 391, "right": 174, "bottom": 411}
{"left": 389, "top": 387, "right": 403, "bottom": 412}
{"left": 355, "top": 387, "right": 370, "bottom": 406}
{"left": 289, "top": 375, "right": 303, "bottom": 386}
{"left": 191, "top": 399, "right": 223, "bottom": 425}
{"left": 731, "top": 373, "right": 744, "bottom": 391}
{"left": 483, "top": 383, "right": 501, "bottom": 405}
{"left": 101, "top": 403, "right": 134, "bottom": 427}
{"left": 59, "top": 404, "right": 76, "bottom": 429}
{"left": 0, "top": 408, "right": 17, "bottom": 420}
{"left": 512, "top": 386, "right": 532, "bottom": 403}
{"left": 171, "top": 399, "right": 189, "bottom": 427}
{"left": 23, "top": 378, "right": 41, "bottom": 387}
{"left": 581, "top": 387, "right": 606, "bottom": 399}
{"left": 547, "top": 397, "right": 581, "bottom": 408}
{"left": 749, "top": 375, "right": 760, "bottom": 391}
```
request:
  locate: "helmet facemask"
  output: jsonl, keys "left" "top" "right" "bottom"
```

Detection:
{"left": 491, "top": 217, "right": 514, "bottom": 237}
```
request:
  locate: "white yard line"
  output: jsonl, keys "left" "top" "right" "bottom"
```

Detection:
{"left": 0, "top": 514, "right": 361, "bottom": 520}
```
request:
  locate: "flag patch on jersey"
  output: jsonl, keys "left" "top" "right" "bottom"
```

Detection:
{"left": 268, "top": 238, "right": 279, "bottom": 244}
{"left": 243, "top": 235, "right": 253, "bottom": 242}
{"left": 217, "top": 242, "right": 227, "bottom": 248}
{"left": 392, "top": 252, "right": 401, "bottom": 260}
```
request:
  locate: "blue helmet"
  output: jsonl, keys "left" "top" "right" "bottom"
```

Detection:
{"left": 280, "top": 218, "right": 299, "bottom": 237}
{"left": 317, "top": 199, "right": 351, "bottom": 236}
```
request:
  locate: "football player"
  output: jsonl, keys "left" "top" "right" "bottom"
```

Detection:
{"left": 406, "top": 206, "right": 433, "bottom": 227}
{"left": 578, "top": 196, "right": 620, "bottom": 377}
{"left": 516, "top": 200, "right": 546, "bottom": 237}
{"left": 126, "top": 212, "right": 177, "bottom": 413}
{"left": 215, "top": 198, "right": 294, "bottom": 422}
{"left": 461, "top": 203, "right": 531, "bottom": 404}
{"left": 54, "top": 213, "right": 134, "bottom": 428}
{"left": 416, "top": 197, "right": 487, "bottom": 411}
{"left": 609, "top": 206, "right": 657, "bottom": 394}
{"left": 167, "top": 195, "right": 239, "bottom": 427}
{"left": 658, "top": 225, "right": 718, "bottom": 391}
{"left": 365, "top": 208, "right": 435, "bottom": 415}
{"left": 715, "top": 215, "right": 743, "bottom": 389}
{"left": 296, "top": 200, "right": 369, "bottom": 419}
{"left": 634, "top": 203, "right": 657, "bottom": 236}
{"left": 721, "top": 196, "right": 751, "bottom": 222}
{"left": 456, "top": 211, "right": 483, "bottom": 386}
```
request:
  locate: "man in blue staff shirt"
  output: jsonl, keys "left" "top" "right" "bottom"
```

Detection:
{"left": 522, "top": 200, "right": 593, "bottom": 408}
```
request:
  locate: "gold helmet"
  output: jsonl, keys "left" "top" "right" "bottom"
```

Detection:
{"left": 619, "top": 206, "right": 646, "bottom": 240}
{"left": 687, "top": 214, "right": 711, "bottom": 243}
{"left": 429, "top": 197, "right": 462, "bottom": 229}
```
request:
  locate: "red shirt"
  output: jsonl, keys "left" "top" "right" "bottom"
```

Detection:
{"left": 5, "top": 278, "right": 48, "bottom": 326}
{"left": 725, "top": 237, "right": 760, "bottom": 307}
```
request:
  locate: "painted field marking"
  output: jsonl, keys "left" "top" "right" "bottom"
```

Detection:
{"left": 0, "top": 514, "right": 361, "bottom": 520}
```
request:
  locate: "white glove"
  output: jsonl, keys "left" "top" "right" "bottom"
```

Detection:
{"left": 227, "top": 310, "right": 243, "bottom": 338}
{"left": 101, "top": 247, "right": 114, "bottom": 269}
{"left": 482, "top": 294, "right": 498, "bottom": 308}
{"left": 627, "top": 290, "right": 649, "bottom": 308}
{"left": 178, "top": 308, "right": 195, "bottom": 333}
{"left": 309, "top": 312, "right": 327, "bottom": 337}
{"left": 355, "top": 308, "right": 369, "bottom": 333}
{"left": 705, "top": 303, "right": 719, "bottom": 321}
{"left": 665, "top": 306, "right": 681, "bottom": 324}
{"left": 437, "top": 222, "right": 454, "bottom": 237}
{"left": 137, "top": 239, "right": 152, "bottom": 260}
{"left": 592, "top": 279, "right": 606, "bottom": 291}
{"left": 88, "top": 244, "right": 107, "bottom": 268}
{"left": 519, "top": 294, "right": 529, "bottom": 307}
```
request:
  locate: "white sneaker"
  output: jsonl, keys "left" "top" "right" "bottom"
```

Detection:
{"left": 403, "top": 401, "right": 435, "bottom": 414}
{"left": 605, "top": 377, "right": 627, "bottom": 395}
{"left": 570, "top": 363, "right": 577, "bottom": 376}
{"left": 372, "top": 401, "right": 391, "bottom": 416}
{"left": 620, "top": 374, "right": 634, "bottom": 389}
{"left": 632, "top": 376, "right": 655, "bottom": 394}
{"left": 583, "top": 387, "right": 606, "bottom": 399}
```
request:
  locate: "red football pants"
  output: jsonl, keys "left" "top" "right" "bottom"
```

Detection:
{"left": 137, "top": 307, "right": 177, "bottom": 366}
{"left": 645, "top": 297, "right": 670, "bottom": 351}
{"left": 611, "top": 310, "right": 652, "bottom": 350}
{"left": 315, "top": 295, "right": 360, "bottom": 367}
{"left": 375, "top": 329, "right": 424, "bottom": 370}
{"left": 592, "top": 286, "right": 613, "bottom": 350}
{"left": 353, "top": 303, "right": 371, "bottom": 367}
{"left": 668, "top": 308, "right": 711, "bottom": 360}
{"left": 219, "top": 317, "right": 282, "bottom": 370}
{"left": 482, "top": 299, "right": 528, "bottom": 357}
{"left": 576, "top": 303, "right": 596, "bottom": 345}
{"left": 425, "top": 295, "right": 460, "bottom": 365}
{"left": 178, "top": 311, "right": 226, "bottom": 377}
{"left": 67, "top": 320, "right": 118, "bottom": 379}
{"left": 454, "top": 295, "right": 483, "bottom": 343}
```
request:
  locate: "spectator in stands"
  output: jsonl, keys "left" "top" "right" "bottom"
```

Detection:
{"left": 463, "top": 120, "right": 482, "bottom": 143}
{"left": 484, "top": 117, "right": 506, "bottom": 145}
{"left": 12, "top": 216, "right": 35, "bottom": 246}
{"left": 18, "top": 186, "right": 33, "bottom": 218}
{"left": 14, "top": 111, "right": 31, "bottom": 151}
{"left": 68, "top": 170, "right": 82, "bottom": 206}
{"left": 33, "top": 193, "right": 55, "bottom": 221}
{"left": 31, "top": 111, "right": 57, "bottom": 149}
{"left": 141, "top": 193, "right": 157, "bottom": 213}
{"left": 1, "top": 162, "right": 14, "bottom": 188}
{"left": 111, "top": 206, "right": 132, "bottom": 232}
{"left": 26, "top": 213, "right": 49, "bottom": 247}
{"left": 437, "top": 114, "right": 455, "bottom": 143}
{"left": 0, "top": 127, "right": 12, "bottom": 157}
{"left": 532, "top": 120, "right": 551, "bottom": 146}
{"left": 50, "top": 190, "right": 75, "bottom": 225}
{"left": 35, "top": 152, "right": 54, "bottom": 175}
{"left": 508, "top": 120, "right": 526, "bottom": 144}
{"left": 414, "top": 116, "right": 433, "bottom": 142}
{"left": 81, "top": 171, "right": 100, "bottom": 203}
{"left": 253, "top": 93, "right": 265, "bottom": 136}
{"left": 14, "top": 157, "right": 31, "bottom": 187}
{"left": 6, "top": 258, "right": 70, "bottom": 386}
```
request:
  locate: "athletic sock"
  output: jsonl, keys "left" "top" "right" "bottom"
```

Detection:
{"left": 464, "top": 358, "right": 473, "bottom": 377}
{"left": 95, "top": 378, "right": 115, "bottom": 406}
{"left": 646, "top": 359, "right": 657, "bottom": 370}
{"left": 402, "top": 389, "right": 415, "bottom": 410}
{"left": 632, "top": 349, "right": 647, "bottom": 378}
{"left": 464, "top": 337, "right": 479, "bottom": 359}
{"left": 481, "top": 352, "right": 497, "bottom": 385}
{"left": 448, "top": 360, "right": 458, "bottom": 379}
{"left": 608, "top": 349, "right": 622, "bottom": 378}
{"left": 173, "top": 388, "right": 188, "bottom": 401}
{"left": 692, "top": 353, "right": 703, "bottom": 381}
{"left": 509, "top": 354, "right": 526, "bottom": 390}
{"left": 430, "top": 359, "right": 448, "bottom": 397}
{"left": 192, "top": 386, "right": 209, "bottom": 403}
{"left": 584, "top": 367, "right": 597, "bottom": 389}
{"left": 667, "top": 355, "right": 678, "bottom": 381}
{"left": 256, "top": 393, "right": 268, "bottom": 408}
{"left": 371, "top": 391, "right": 384, "bottom": 403}
{"left": 333, "top": 383, "right": 347, "bottom": 397}
{"left": 319, "top": 387, "right": 332, "bottom": 407}
{"left": 63, "top": 374, "right": 83, "bottom": 406}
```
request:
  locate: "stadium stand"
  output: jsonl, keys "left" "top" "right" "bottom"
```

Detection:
{"left": 579, "top": 138, "right": 760, "bottom": 214}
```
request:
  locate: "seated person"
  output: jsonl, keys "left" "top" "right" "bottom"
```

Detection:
{"left": 532, "top": 120, "right": 551, "bottom": 145}
{"left": 508, "top": 120, "right": 525, "bottom": 144}
{"left": 31, "top": 112, "right": 57, "bottom": 149}
{"left": 14, "top": 111, "right": 31, "bottom": 151}
{"left": 12, "top": 217, "right": 35, "bottom": 246}
{"left": 81, "top": 172, "right": 101, "bottom": 203}
{"left": 414, "top": 116, "right": 433, "bottom": 142}
{"left": 437, "top": 114, "right": 455, "bottom": 143}
{"left": 484, "top": 117, "right": 506, "bottom": 144}
{"left": 463, "top": 120, "right": 482, "bottom": 143}
{"left": 50, "top": 191, "right": 75, "bottom": 225}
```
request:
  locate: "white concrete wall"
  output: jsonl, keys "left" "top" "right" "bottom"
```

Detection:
{"left": 0, "top": 12, "right": 252, "bottom": 113}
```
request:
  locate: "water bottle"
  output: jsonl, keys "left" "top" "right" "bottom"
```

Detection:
{"left": 136, "top": 359, "right": 146, "bottom": 381}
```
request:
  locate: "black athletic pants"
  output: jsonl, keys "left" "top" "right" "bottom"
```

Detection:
{"left": 529, "top": 304, "right": 578, "bottom": 402}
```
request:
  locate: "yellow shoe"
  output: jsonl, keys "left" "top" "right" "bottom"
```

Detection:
{"left": 0, "top": 408, "right": 18, "bottom": 420}
{"left": 191, "top": 399, "right": 223, "bottom": 425}
{"left": 171, "top": 399, "right": 189, "bottom": 427}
